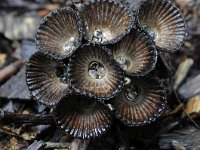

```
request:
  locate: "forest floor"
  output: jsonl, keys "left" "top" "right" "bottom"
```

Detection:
{"left": 0, "top": 0, "right": 199, "bottom": 149}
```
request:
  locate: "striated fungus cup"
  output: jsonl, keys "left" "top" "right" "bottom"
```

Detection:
{"left": 24, "top": 0, "right": 186, "bottom": 140}
{"left": 68, "top": 44, "right": 124, "bottom": 100}
{"left": 53, "top": 95, "right": 112, "bottom": 139}
{"left": 137, "top": 0, "right": 186, "bottom": 52}
{"left": 80, "top": 0, "right": 134, "bottom": 44}
{"left": 110, "top": 28, "right": 157, "bottom": 76}
{"left": 35, "top": 7, "right": 83, "bottom": 59}
{"left": 26, "top": 51, "right": 70, "bottom": 106}
{"left": 112, "top": 76, "right": 167, "bottom": 126}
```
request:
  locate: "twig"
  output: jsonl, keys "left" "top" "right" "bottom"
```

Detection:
{"left": 0, "top": 125, "right": 36, "bottom": 140}
{"left": 45, "top": 142, "right": 70, "bottom": 149}
{"left": 174, "top": 90, "right": 200, "bottom": 129}
{"left": 0, "top": 109, "right": 55, "bottom": 125}
{"left": 26, "top": 140, "right": 89, "bottom": 149}
{"left": 27, "top": 140, "right": 46, "bottom": 150}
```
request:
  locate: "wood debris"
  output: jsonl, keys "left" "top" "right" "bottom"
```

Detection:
{"left": 0, "top": 67, "right": 30, "bottom": 100}
{"left": 159, "top": 127, "right": 200, "bottom": 150}
{"left": 0, "top": 60, "right": 24, "bottom": 83}
{"left": 178, "top": 74, "right": 200, "bottom": 99}
{"left": 183, "top": 95, "right": 200, "bottom": 117}
{"left": 174, "top": 58, "right": 194, "bottom": 90}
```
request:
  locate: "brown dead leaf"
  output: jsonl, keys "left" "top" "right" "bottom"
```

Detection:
{"left": 0, "top": 53, "right": 7, "bottom": 65}
{"left": 182, "top": 95, "right": 200, "bottom": 117}
{"left": 10, "top": 137, "right": 20, "bottom": 150}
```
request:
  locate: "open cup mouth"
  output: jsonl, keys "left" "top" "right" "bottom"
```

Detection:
{"left": 35, "top": 7, "right": 83, "bottom": 59}
{"left": 68, "top": 44, "right": 124, "bottom": 100}
{"left": 110, "top": 28, "right": 157, "bottom": 76}
{"left": 137, "top": 0, "right": 186, "bottom": 52}
{"left": 80, "top": 0, "right": 134, "bottom": 45}
{"left": 26, "top": 51, "right": 70, "bottom": 106}
{"left": 53, "top": 95, "right": 111, "bottom": 139}
{"left": 112, "top": 76, "right": 167, "bottom": 126}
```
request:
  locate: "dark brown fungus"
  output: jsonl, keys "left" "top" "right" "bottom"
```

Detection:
{"left": 35, "top": 7, "right": 83, "bottom": 59}
{"left": 110, "top": 28, "right": 157, "bottom": 76}
{"left": 68, "top": 44, "right": 124, "bottom": 100}
{"left": 138, "top": 0, "right": 186, "bottom": 52}
{"left": 53, "top": 95, "right": 111, "bottom": 139}
{"left": 113, "top": 76, "right": 167, "bottom": 126}
{"left": 26, "top": 51, "right": 70, "bottom": 106}
{"left": 80, "top": 0, "right": 134, "bottom": 44}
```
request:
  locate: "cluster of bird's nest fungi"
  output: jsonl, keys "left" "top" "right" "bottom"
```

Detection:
{"left": 25, "top": 0, "right": 186, "bottom": 139}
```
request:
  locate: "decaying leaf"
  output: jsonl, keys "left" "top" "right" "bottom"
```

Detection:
{"left": 0, "top": 53, "right": 6, "bottom": 66}
{"left": 182, "top": 95, "right": 200, "bottom": 117}
{"left": 174, "top": 58, "right": 194, "bottom": 90}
